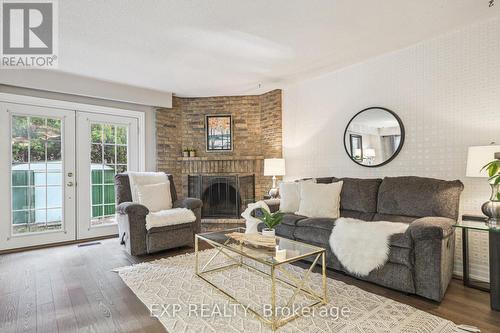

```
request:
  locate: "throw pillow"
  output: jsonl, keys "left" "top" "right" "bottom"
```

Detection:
{"left": 135, "top": 181, "right": 172, "bottom": 212}
{"left": 296, "top": 181, "right": 343, "bottom": 218}
{"left": 279, "top": 182, "right": 300, "bottom": 213}
{"left": 279, "top": 179, "right": 315, "bottom": 213}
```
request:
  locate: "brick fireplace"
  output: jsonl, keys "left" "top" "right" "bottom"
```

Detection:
{"left": 156, "top": 89, "right": 282, "bottom": 219}
{"left": 188, "top": 174, "right": 255, "bottom": 218}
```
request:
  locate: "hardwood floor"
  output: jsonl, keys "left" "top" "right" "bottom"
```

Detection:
{"left": 1, "top": 236, "right": 499, "bottom": 333}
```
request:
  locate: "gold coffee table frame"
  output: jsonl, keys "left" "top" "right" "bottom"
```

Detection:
{"left": 195, "top": 228, "right": 327, "bottom": 331}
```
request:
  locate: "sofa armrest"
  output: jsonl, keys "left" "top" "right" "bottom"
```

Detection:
{"left": 116, "top": 202, "right": 149, "bottom": 216}
{"left": 250, "top": 199, "right": 281, "bottom": 218}
{"left": 407, "top": 216, "right": 455, "bottom": 241}
{"left": 173, "top": 197, "right": 202, "bottom": 234}
{"left": 409, "top": 216, "right": 456, "bottom": 301}
{"left": 116, "top": 202, "right": 149, "bottom": 255}
{"left": 173, "top": 197, "right": 203, "bottom": 210}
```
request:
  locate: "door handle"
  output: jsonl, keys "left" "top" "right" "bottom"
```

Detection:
{"left": 67, "top": 181, "right": 74, "bottom": 187}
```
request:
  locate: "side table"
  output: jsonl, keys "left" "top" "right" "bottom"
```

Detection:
{"left": 454, "top": 217, "right": 500, "bottom": 311}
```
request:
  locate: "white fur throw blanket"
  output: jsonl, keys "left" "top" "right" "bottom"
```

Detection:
{"left": 329, "top": 217, "right": 409, "bottom": 276}
{"left": 126, "top": 172, "right": 195, "bottom": 230}
{"left": 145, "top": 208, "right": 196, "bottom": 230}
{"left": 241, "top": 200, "right": 271, "bottom": 234}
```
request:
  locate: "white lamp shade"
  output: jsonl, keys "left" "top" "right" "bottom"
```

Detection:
{"left": 466, "top": 145, "right": 500, "bottom": 177}
{"left": 264, "top": 158, "right": 285, "bottom": 176}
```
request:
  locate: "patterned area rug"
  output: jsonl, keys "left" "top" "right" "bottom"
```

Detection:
{"left": 116, "top": 249, "right": 458, "bottom": 333}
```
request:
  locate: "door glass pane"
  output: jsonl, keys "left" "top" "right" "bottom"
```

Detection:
{"left": 117, "top": 146, "right": 127, "bottom": 164}
{"left": 90, "top": 123, "right": 128, "bottom": 227}
{"left": 91, "top": 124, "right": 102, "bottom": 143}
{"left": 103, "top": 166, "right": 115, "bottom": 184}
{"left": 116, "top": 127, "right": 127, "bottom": 144}
{"left": 47, "top": 140, "right": 61, "bottom": 161}
{"left": 11, "top": 115, "right": 63, "bottom": 234}
{"left": 104, "top": 145, "right": 115, "bottom": 164}
{"left": 103, "top": 124, "right": 115, "bottom": 143}
{"left": 47, "top": 187, "right": 62, "bottom": 208}
{"left": 47, "top": 208, "right": 62, "bottom": 223}
{"left": 91, "top": 144, "right": 102, "bottom": 163}
{"left": 47, "top": 171, "right": 62, "bottom": 185}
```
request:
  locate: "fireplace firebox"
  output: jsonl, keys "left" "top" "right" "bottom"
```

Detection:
{"left": 188, "top": 174, "right": 255, "bottom": 218}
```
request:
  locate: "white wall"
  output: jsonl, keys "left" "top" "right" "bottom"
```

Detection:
{"left": 282, "top": 17, "right": 500, "bottom": 281}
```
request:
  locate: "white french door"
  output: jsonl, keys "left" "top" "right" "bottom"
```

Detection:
{"left": 76, "top": 112, "right": 138, "bottom": 239}
{"left": 0, "top": 103, "right": 76, "bottom": 250}
{"left": 0, "top": 99, "right": 142, "bottom": 251}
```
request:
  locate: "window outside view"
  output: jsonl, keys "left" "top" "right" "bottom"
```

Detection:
{"left": 90, "top": 123, "right": 128, "bottom": 226}
{"left": 11, "top": 116, "right": 63, "bottom": 234}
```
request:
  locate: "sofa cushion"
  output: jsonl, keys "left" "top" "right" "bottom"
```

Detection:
{"left": 377, "top": 176, "right": 464, "bottom": 219}
{"left": 296, "top": 217, "right": 336, "bottom": 230}
{"left": 315, "top": 177, "right": 335, "bottom": 184}
{"left": 333, "top": 177, "right": 382, "bottom": 213}
{"left": 258, "top": 222, "right": 296, "bottom": 239}
{"left": 295, "top": 217, "right": 412, "bottom": 250}
{"left": 281, "top": 213, "right": 307, "bottom": 226}
{"left": 294, "top": 226, "right": 330, "bottom": 245}
{"left": 373, "top": 213, "right": 417, "bottom": 223}
{"left": 325, "top": 244, "right": 411, "bottom": 269}
{"left": 294, "top": 218, "right": 336, "bottom": 245}
{"left": 340, "top": 209, "right": 375, "bottom": 221}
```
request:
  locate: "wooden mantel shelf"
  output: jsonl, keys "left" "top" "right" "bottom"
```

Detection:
{"left": 177, "top": 155, "right": 264, "bottom": 161}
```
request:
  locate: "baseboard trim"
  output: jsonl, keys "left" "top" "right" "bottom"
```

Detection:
{"left": 0, "top": 234, "right": 118, "bottom": 255}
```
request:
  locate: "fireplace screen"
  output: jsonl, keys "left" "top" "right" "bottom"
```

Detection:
{"left": 188, "top": 174, "right": 255, "bottom": 218}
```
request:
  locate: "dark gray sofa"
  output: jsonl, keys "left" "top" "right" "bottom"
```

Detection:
{"left": 115, "top": 173, "right": 202, "bottom": 256}
{"left": 258, "top": 176, "right": 464, "bottom": 302}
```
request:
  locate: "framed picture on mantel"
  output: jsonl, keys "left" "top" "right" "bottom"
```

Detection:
{"left": 206, "top": 115, "right": 233, "bottom": 151}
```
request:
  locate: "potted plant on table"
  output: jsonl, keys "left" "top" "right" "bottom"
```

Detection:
{"left": 189, "top": 148, "right": 196, "bottom": 157}
{"left": 481, "top": 159, "right": 500, "bottom": 226}
{"left": 182, "top": 148, "right": 189, "bottom": 157}
{"left": 258, "top": 210, "right": 284, "bottom": 237}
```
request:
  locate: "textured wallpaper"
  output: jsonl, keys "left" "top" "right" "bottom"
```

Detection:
{"left": 282, "top": 17, "right": 500, "bottom": 281}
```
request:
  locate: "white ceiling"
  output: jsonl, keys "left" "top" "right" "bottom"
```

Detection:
{"left": 56, "top": 0, "right": 499, "bottom": 97}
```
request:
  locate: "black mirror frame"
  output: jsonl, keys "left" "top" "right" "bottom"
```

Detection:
{"left": 343, "top": 107, "right": 405, "bottom": 168}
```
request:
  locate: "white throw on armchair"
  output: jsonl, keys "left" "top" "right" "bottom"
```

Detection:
{"left": 115, "top": 172, "right": 202, "bottom": 255}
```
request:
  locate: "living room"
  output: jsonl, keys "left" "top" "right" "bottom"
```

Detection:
{"left": 0, "top": 1, "right": 500, "bottom": 332}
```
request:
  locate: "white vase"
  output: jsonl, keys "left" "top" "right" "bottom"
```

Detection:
{"left": 262, "top": 228, "right": 275, "bottom": 237}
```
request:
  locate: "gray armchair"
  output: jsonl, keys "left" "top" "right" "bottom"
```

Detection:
{"left": 115, "top": 173, "right": 202, "bottom": 255}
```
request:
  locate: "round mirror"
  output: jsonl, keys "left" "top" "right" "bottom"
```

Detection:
{"left": 344, "top": 107, "right": 405, "bottom": 167}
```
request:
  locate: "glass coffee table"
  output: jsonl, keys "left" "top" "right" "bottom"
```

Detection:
{"left": 195, "top": 227, "right": 327, "bottom": 330}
